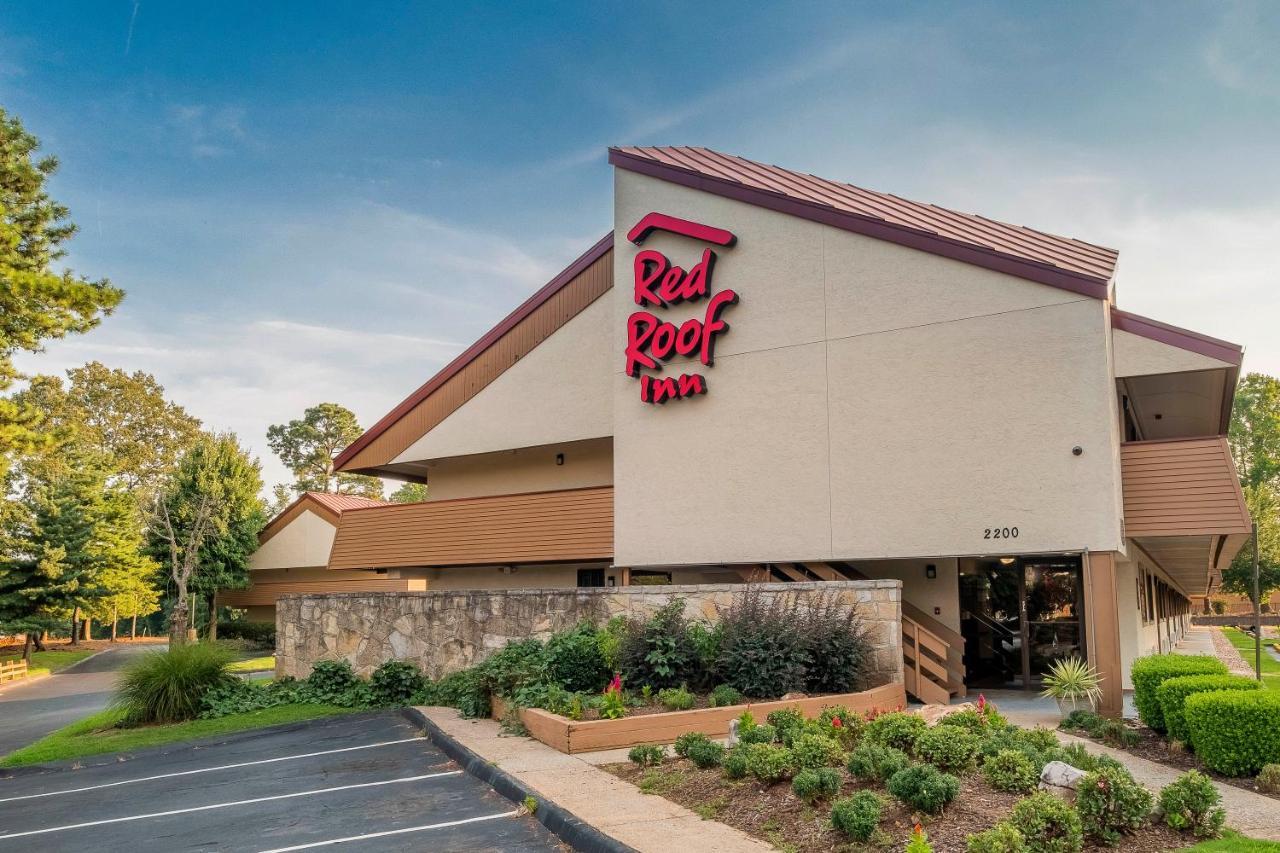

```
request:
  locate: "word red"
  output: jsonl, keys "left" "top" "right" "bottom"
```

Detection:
{"left": 623, "top": 214, "right": 739, "bottom": 404}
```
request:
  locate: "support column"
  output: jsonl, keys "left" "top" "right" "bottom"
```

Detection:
{"left": 1084, "top": 551, "right": 1124, "bottom": 719}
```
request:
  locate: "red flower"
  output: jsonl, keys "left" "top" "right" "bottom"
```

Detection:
{"left": 606, "top": 673, "right": 622, "bottom": 694}
{"left": 831, "top": 716, "right": 843, "bottom": 728}
{"left": 977, "top": 694, "right": 987, "bottom": 712}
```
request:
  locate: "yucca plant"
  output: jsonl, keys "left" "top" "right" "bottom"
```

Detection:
{"left": 1040, "top": 656, "right": 1103, "bottom": 716}
{"left": 114, "top": 643, "right": 236, "bottom": 725}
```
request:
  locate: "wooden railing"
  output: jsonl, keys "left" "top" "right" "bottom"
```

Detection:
{"left": 0, "top": 659, "right": 28, "bottom": 683}
{"left": 901, "top": 614, "right": 957, "bottom": 705}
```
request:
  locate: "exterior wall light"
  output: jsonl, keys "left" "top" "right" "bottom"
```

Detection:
{"left": 925, "top": 564, "right": 937, "bottom": 579}
{"left": 555, "top": 453, "right": 565, "bottom": 466}
{"left": 1072, "top": 446, "right": 1083, "bottom": 456}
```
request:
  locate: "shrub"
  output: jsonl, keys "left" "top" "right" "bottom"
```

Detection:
{"left": 200, "top": 677, "right": 304, "bottom": 718}
{"left": 1256, "top": 763, "right": 1280, "bottom": 795}
{"left": 618, "top": 600, "right": 704, "bottom": 690}
{"left": 830, "top": 790, "right": 882, "bottom": 841}
{"left": 433, "top": 668, "right": 490, "bottom": 718}
{"left": 1156, "top": 674, "right": 1262, "bottom": 744}
{"left": 1130, "top": 654, "right": 1226, "bottom": 732}
{"left": 476, "top": 638, "right": 546, "bottom": 699}
{"left": 1017, "top": 727, "right": 1060, "bottom": 753}
{"left": 847, "top": 742, "right": 911, "bottom": 783}
{"left": 791, "top": 733, "right": 845, "bottom": 769}
{"left": 709, "top": 684, "right": 743, "bottom": 707}
{"left": 1211, "top": 599, "right": 1227, "bottom": 615}
{"left": 796, "top": 591, "right": 872, "bottom": 694}
{"left": 1184, "top": 689, "right": 1280, "bottom": 776}
{"left": 819, "top": 705, "right": 864, "bottom": 748}
{"left": 544, "top": 623, "right": 610, "bottom": 693}
{"left": 301, "top": 659, "right": 359, "bottom": 703}
{"left": 1007, "top": 791, "right": 1083, "bottom": 853}
{"left": 723, "top": 747, "right": 749, "bottom": 779}
{"left": 791, "top": 767, "right": 841, "bottom": 803}
{"left": 982, "top": 749, "right": 1039, "bottom": 793}
{"left": 865, "top": 711, "right": 927, "bottom": 753}
{"left": 1059, "top": 709, "right": 1104, "bottom": 735}
{"left": 369, "top": 660, "right": 426, "bottom": 706}
{"left": 966, "top": 823, "right": 1026, "bottom": 853}
{"left": 766, "top": 708, "right": 806, "bottom": 743}
{"left": 686, "top": 738, "right": 725, "bottom": 769}
{"left": 941, "top": 708, "right": 989, "bottom": 735}
{"left": 674, "top": 731, "right": 710, "bottom": 757}
{"left": 916, "top": 724, "right": 981, "bottom": 773}
{"left": 115, "top": 644, "right": 236, "bottom": 725}
{"left": 1159, "top": 771, "right": 1225, "bottom": 838}
{"left": 216, "top": 619, "right": 276, "bottom": 647}
{"left": 1094, "top": 718, "right": 1140, "bottom": 749}
{"left": 628, "top": 744, "right": 665, "bottom": 767}
{"left": 714, "top": 592, "right": 808, "bottom": 697}
{"left": 657, "top": 685, "right": 695, "bottom": 711}
{"left": 886, "top": 764, "right": 960, "bottom": 814}
{"left": 738, "top": 722, "right": 777, "bottom": 746}
{"left": 1075, "top": 765, "right": 1153, "bottom": 844}
{"left": 744, "top": 743, "right": 795, "bottom": 782}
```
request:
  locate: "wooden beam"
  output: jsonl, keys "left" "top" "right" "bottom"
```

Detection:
{"left": 772, "top": 563, "right": 809, "bottom": 582}
{"left": 800, "top": 562, "right": 842, "bottom": 581}
{"left": 1084, "top": 551, "right": 1124, "bottom": 719}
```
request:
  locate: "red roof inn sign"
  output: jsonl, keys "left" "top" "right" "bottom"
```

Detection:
{"left": 624, "top": 213, "right": 739, "bottom": 404}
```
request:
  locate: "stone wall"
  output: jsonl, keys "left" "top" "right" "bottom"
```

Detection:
{"left": 276, "top": 580, "right": 903, "bottom": 687}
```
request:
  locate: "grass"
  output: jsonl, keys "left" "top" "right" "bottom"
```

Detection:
{"left": 1184, "top": 830, "right": 1280, "bottom": 851}
{"left": 1219, "top": 628, "right": 1280, "bottom": 691}
{"left": 0, "top": 648, "right": 97, "bottom": 678}
{"left": 227, "top": 656, "right": 275, "bottom": 674}
{"left": 0, "top": 704, "right": 354, "bottom": 768}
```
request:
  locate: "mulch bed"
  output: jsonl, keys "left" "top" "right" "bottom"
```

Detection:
{"left": 1066, "top": 721, "right": 1280, "bottom": 802}
{"left": 603, "top": 757, "right": 1196, "bottom": 852}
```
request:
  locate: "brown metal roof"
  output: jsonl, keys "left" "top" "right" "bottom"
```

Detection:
{"left": 306, "top": 492, "right": 391, "bottom": 514}
{"left": 610, "top": 146, "right": 1118, "bottom": 297}
{"left": 327, "top": 486, "right": 614, "bottom": 570}
{"left": 258, "top": 491, "right": 390, "bottom": 545}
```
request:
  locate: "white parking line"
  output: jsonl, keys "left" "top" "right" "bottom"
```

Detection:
{"left": 0, "top": 736, "right": 430, "bottom": 804}
{"left": 0, "top": 770, "right": 463, "bottom": 840}
{"left": 257, "top": 810, "right": 520, "bottom": 851}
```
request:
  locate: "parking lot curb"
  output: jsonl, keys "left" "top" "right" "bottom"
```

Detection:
{"left": 402, "top": 707, "right": 637, "bottom": 853}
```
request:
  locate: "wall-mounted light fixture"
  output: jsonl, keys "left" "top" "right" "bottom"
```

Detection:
{"left": 925, "top": 564, "right": 937, "bottom": 580}
{"left": 555, "top": 453, "right": 565, "bottom": 466}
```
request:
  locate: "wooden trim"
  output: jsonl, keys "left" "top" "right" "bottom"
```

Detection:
{"left": 1120, "top": 437, "right": 1252, "bottom": 538}
{"left": 1083, "top": 551, "right": 1124, "bottom": 719}
{"left": 336, "top": 236, "right": 614, "bottom": 475}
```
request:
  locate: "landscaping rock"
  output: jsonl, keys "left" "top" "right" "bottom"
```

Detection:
{"left": 780, "top": 692, "right": 809, "bottom": 701}
{"left": 1039, "top": 761, "right": 1087, "bottom": 801}
{"left": 919, "top": 702, "right": 976, "bottom": 726}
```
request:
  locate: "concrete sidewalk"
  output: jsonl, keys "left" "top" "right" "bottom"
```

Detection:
{"left": 416, "top": 707, "right": 771, "bottom": 853}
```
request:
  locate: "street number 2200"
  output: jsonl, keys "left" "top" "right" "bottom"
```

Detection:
{"left": 984, "top": 527, "right": 1019, "bottom": 539}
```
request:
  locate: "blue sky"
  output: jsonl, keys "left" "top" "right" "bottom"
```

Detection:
{"left": 5, "top": 1, "right": 1278, "bottom": 491}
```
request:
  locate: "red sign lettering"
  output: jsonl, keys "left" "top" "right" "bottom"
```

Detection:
{"left": 624, "top": 213, "right": 739, "bottom": 404}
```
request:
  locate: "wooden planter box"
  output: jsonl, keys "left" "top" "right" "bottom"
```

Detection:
{"left": 492, "top": 682, "right": 907, "bottom": 754}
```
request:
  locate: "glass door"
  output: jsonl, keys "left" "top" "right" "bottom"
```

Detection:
{"left": 1022, "top": 557, "right": 1085, "bottom": 684}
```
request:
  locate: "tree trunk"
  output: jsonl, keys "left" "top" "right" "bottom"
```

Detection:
{"left": 22, "top": 632, "right": 33, "bottom": 664}
{"left": 170, "top": 584, "right": 189, "bottom": 645}
{"left": 130, "top": 613, "right": 138, "bottom": 640}
{"left": 33, "top": 631, "right": 47, "bottom": 652}
{"left": 110, "top": 607, "right": 119, "bottom": 642}
{"left": 81, "top": 618, "right": 92, "bottom": 642}
{"left": 70, "top": 605, "right": 80, "bottom": 645}
{"left": 207, "top": 592, "right": 218, "bottom": 642}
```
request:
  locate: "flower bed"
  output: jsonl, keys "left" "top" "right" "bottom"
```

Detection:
{"left": 495, "top": 683, "right": 907, "bottom": 754}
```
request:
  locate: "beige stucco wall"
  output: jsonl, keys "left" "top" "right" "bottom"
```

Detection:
{"left": 1112, "top": 329, "right": 1232, "bottom": 378}
{"left": 392, "top": 296, "right": 613, "bottom": 465}
{"left": 422, "top": 436, "right": 612, "bottom": 500}
{"left": 854, "top": 559, "right": 961, "bottom": 635}
{"left": 248, "top": 509, "right": 337, "bottom": 570}
{"left": 612, "top": 170, "right": 1125, "bottom": 567}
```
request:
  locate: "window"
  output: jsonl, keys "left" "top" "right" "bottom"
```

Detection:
{"left": 576, "top": 569, "right": 605, "bottom": 587}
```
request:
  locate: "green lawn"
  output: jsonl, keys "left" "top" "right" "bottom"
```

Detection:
{"left": 227, "top": 655, "right": 275, "bottom": 674}
{"left": 0, "top": 704, "right": 354, "bottom": 768}
{"left": 0, "top": 648, "right": 96, "bottom": 678}
{"left": 1219, "top": 628, "right": 1280, "bottom": 691}
{"left": 1185, "top": 830, "right": 1280, "bottom": 851}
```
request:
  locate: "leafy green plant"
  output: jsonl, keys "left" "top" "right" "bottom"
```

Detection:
{"left": 628, "top": 744, "right": 665, "bottom": 767}
{"left": 1158, "top": 771, "right": 1225, "bottom": 838}
{"left": 916, "top": 723, "right": 981, "bottom": 773}
{"left": 791, "top": 767, "right": 841, "bottom": 803}
{"left": 302, "top": 659, "right": 360, "bottom": 704}
{"left": 744, "top": 743, "right": 795, "bottom": 783}
{"left": 830, "top": 790, "right": 882, "bottom": 840}
{"left": 1130, "top": 654, "right": 1226, "bottom": 732}
{"left": 1039, "top": 656, "right": 1102, "bottom": 705}
{"left": 738, "top": 722, "right": 777, "bottom": 746}
{"left": 115, "top": 644, "right": 236, "bottom": 725}
{"left": 1017, "top": 726, "right": 1060, "bottom": 753}
{"left": 657, "top": 685, "right": 695, "bottom": 711}
{"left": 369, "top": 660, "right": 425, "bottom": 706}
{"left": 674, "top": 731, "right": 711, "bottom": 758}
{"left": 1059, "top": 709, "right": 1105, "bottom": 736}
{"left": 1075, "top": 764, "right": 1153, "bottom": 844}
{"left": 1256, "top": 763, "right": 1280, "bottom": 795}
{"left": 709, "top": 683, "right": 743, "bottom": 707}
{"left": 723, "top": 746, "right": 749, "bottom": 779}
{"left": 982, "top": 749, "right": 1039, "bottom": 793}
{"left": 686, "top": 738, "right": 725, "bottom": 769}
{"left": 521, "top": 795, "right": 538, "bottom": 815}
{"left": 766, "top": 708, "right": 805, "bottom": 744}
{"left": 940, "top": 708, "right": 988, "bottom": 735}
{"left": 818, "top": 705, "right": 864, "bottom": 748}
{"left": 433, "top": 668, "right": 490, "bottom": 718}
{"left": 1007, "top": 791, "right": 1083, "bottom": 853}
{"left": 1155, "top": 674, "right": 1262, "bottom": 744}
{"left": 865, "top": 711, "right": 927, "bottom": 753}
{"left": 1184, "top": 690, "right": 1280, "bottom": 775}
{"left": 847, "top": 742, "right": 910, "bottom": 783}
{"left": 905, "top": 825, "right": 934, "bottom": 852}
{"left": 600, "top": 674, "right": 627, "bottom": 720}
{"left": 791, "top": 732, "right": 845, "bottom": 769}
{"left": 476, "top": 638, "right": 546, "bottom": 699}
{"left": 618, "top": 600, "right": 704, "bottom": 690}
{"left": 886, "top": 764, "right": 960, "bottom": 814}
{"left": 966, "top": 823, "right": 1026, "bottom": 853}
{"left": 544, "top": 622, "right": 610, "bottom": 693}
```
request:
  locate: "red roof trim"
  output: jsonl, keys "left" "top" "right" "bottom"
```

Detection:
{"left": 333, "top": 232, "right": 615, "bottom": 472}
{"left": 609, "top": 148, "right": 1113, "bottom": 300}
{"left": 1111, "top": 308, "right": 1243, "bottom": 367}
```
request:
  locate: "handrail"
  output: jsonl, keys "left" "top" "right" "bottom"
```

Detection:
{"left": 901, "top": 613, "right": 965, "bottom": 704}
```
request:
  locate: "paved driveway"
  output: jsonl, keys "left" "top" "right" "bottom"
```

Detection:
{"left": 0, "top": 644, "right": 163, "bottom": 755}
{"left": 0, "top": 711, "right": 562, "bottom": 852}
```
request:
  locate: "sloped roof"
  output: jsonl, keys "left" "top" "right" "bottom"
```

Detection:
{"left": 305, "top": 491, "right": 391, "bottom": 514}
{"left": 609, "top": 145, "right": 1118, "bottom": 297}
{"left": 259, "top": 491, "right": 391, "bottom": 544}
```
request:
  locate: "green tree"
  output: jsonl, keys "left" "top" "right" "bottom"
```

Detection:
{"left": 151, "top": 433, "right": 265, "bottom": 642}
{"left": 388, "top": 482, "right": 428, "bottom": 503}
{"left": 1224, "top": 373, "right": 1280, "bottom": 600}
{"left": 0, "top": 108, "right": 124, "bottom": 476}
{"left": 266, "top": 402, "right": 382, "bottom": 499}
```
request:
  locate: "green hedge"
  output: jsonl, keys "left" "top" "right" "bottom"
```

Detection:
{"left": 1130, "top": 654, "right": 1226, "bottom": 732}
{"left": 1155, "top": 674, "right": 1262, "bottom": 744}
{"left": 1184, "top": 690, "right": 1280, "bottom": 776}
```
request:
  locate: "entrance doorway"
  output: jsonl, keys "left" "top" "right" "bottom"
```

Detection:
{"left": 958, "top": 555, "right": 1085, "bottom": 689}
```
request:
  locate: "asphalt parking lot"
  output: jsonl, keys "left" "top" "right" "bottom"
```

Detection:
{"left": 0, "top": 710, "right": 563, "bottom": 852}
